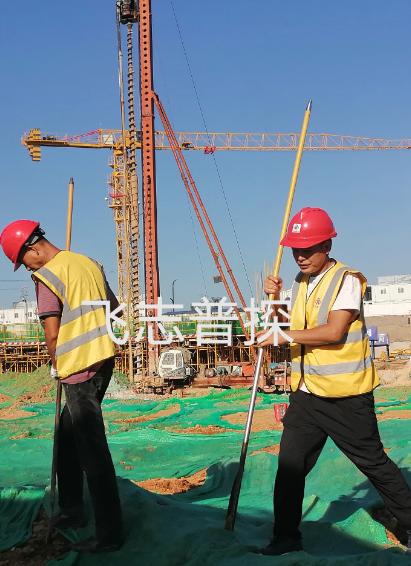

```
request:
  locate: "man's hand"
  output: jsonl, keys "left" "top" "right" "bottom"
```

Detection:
{"left": 264, "top": 276, "right": 283, "bottom": 298}
{"left": 50, "top": 367, "right": 59, "bottom": 380}
{"left": 255, "top": 328, "right": 291, "bottom": 347}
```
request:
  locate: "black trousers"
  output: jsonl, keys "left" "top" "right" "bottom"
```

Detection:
{"left": 274, "top": 389, "right": 411, "bottom": 538}
{"left": 57, "top": 358, "right": 123, "bottom": 542}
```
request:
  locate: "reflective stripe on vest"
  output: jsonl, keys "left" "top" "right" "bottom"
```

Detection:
{"left": 316, "top": 266, "right": 347, "bottom": 326}
{"left": 37, "top": 266, "right": 105, "bottom": 327}
{"left": 291, "top": 355, "right": 373, "bottom": 377}
{"left": 290, "top": 271, "right": 304, "bottom": 311}
{"left": 56, "top": 324, "right": 109, "bottom": 358}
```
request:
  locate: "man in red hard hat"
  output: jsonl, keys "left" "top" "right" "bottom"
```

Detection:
{"left": 0, "top": 220, "right": 123, "bottom": 554}
{"left": 258, "top": 207, "right": 411, "bottom": 556}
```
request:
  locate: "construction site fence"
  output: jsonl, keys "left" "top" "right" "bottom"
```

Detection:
{"left": 0, "top": 322, "right": 290, "bottom": 377}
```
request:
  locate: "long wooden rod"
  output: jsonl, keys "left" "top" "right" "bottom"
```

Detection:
{"left": 46, "top": 176, "right": 75, "bottom": 543}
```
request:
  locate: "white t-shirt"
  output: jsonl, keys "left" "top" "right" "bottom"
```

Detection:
{"left": 295, "top": 265, "right": 362, "bottom": 393}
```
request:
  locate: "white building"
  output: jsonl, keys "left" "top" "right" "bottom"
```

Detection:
{"left": 0, "top": 301, "right": 39, "bottom": 325}
{"left": 363, "top": 275, "right": 411, "bottom": 317}
{"left": 280, "top": 274, "right": 411, "bottom": 317}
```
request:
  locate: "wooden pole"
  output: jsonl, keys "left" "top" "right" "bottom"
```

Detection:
{"left": 46, "top": 177, "right": 74, "bottom": 543}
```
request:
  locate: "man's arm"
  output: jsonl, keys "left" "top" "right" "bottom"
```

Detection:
{"left": 43, "top": 315, "right": 61, "bottom": 368}
{"left": 257, "top": 309, "right": 356, "bottom": 347}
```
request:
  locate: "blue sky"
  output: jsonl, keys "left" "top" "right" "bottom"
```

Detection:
{"left": 0, "top": 1, "right": 410, "bottom": 309}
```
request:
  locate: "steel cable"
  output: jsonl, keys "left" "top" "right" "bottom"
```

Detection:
{"left": 169, "top": 0, "right": 253, "bottom": 296}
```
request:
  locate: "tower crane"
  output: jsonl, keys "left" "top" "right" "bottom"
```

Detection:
{"left": 21, "top": 0, "right": 411, "bottom": 377}
{"left": 21, "top": 126, "right": 411, "bottom": 308}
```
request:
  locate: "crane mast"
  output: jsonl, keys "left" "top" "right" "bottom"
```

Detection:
{"left": 137, "top": 0, "right": 160, "bottom": 375}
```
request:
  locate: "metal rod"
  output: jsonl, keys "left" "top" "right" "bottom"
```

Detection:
{"left": 46, "top": 177, "right": 75, "bottom": 543}
{"left": 224, "top": 100, "right": 312, "bottom": 531}
{"left": 116, "top": 5, "right": 134, "bottom": 383}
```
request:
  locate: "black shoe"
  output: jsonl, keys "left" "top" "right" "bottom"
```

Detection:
{"left": 258, "top": 536, "right": 303, "bottom": 556}
{"left": 51, "top": 513, "right": 87, "bottom": 529}
{"left": 406, "top": 530, "right": 411, "bottom": 555}
{"left": 69, "top": 535, "right": 123, "bottom": 554}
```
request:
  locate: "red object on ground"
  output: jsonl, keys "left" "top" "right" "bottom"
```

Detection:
{"left": 280, "top": 207, "right": 337, "bottom": 248}
{"left": 274, "top": 403, "right": 289, "bottom": 422}
{"left": 241, "top": 364, "right": 255, "bottom": 377}
{"left": 0, "top": 220, "right": 40, "bottom": 271}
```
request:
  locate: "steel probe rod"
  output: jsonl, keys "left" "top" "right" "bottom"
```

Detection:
{"left": 225, "top": 100, "right": 312, "bottom": 531}
{"left": 46, "top": 177, "right": 75, "bottom": 543}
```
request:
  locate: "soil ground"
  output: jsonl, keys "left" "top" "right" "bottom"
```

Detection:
{"left": 221, "top": 408, "right": 283, "bottom": 432}
{"left": 250, "top": 444, "right": 280, "bottom": 456}
{"left": 112, "top": 403, "right": 180, "bottom": 424}
{"left": 134, "top": 469, "right": 208, "bottom": 495}
{"left": 2, "top": 367, "right": 411, "bottom": 558}
{"left": 0, "top": 508, "right": 70, "bottom": 566}
{"left": 171, "top": 424, "right": 238, "bottom": 435}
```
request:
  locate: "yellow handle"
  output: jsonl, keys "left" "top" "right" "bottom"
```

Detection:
{"left": 66, "top": 177, "right": 74, "bottom": 251}
{"left": 268, "top": 100, "right": 312, "bottom": 300}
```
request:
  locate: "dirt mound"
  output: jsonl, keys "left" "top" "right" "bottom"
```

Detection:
{"left": 0, "top": 393, "right": 11, "bottom": 404}
{"left": 0, "top": 407, "right": 37, "bottom": 420}
{"left": 250, "top": 444, "right": 280, "bottom": 456}
{"left": 221, "top": 408, "right": 283, "bottom": 433}
{"left": 20, "top": 385, "right": 53, "bottom": 405}
{"left": 0, "top": 507, "right": 70, "bottom": 566}
{"left": 113, "top": 403, "right": 180, "bottom": 424}
{"left": 377, "top": 410, "right": 411, "bottom": 421}
{"left": 171, "top": 424, "right": 238, "bottom": 435}
{"left": 0, "top": 384, "right": 53, "bottom": 421}
{"left": 135, "top": 469, "right": 207, "bottom": 495}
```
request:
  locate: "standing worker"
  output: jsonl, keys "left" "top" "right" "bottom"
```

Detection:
{"left": 258, "top": 207, "right": 411, "bottom": 556}
{"left": 0, "top": 220, "right": 123, "bottom": 554}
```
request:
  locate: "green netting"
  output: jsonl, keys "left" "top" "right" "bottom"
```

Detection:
{"left": 0, "top": 369, "right": 411, "bottom": 564}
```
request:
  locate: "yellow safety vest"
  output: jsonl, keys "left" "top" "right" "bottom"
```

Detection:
{"left": 290, "top": 260, "right": 379, "bottom": 397}
{"left": 33, "top": 251, "right": 115, "bottom": 378}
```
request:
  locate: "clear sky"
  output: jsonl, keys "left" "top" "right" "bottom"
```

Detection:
{"left": 0, "top": 1, "right": 410, "bottom": 310}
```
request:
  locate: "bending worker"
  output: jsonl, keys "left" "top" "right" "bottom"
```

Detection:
{"left": 258, "top": 207, "right": 411, "bottom": 556}
{"left": 0, "top": 220, "right": 123, "bottom": 554}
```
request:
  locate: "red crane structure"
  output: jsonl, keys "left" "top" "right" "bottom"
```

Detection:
{"left": 117, "top": 0, "right": 257, "bottom": 376}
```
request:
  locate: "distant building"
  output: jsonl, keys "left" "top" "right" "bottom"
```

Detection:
{"left": 279, "top": 275, "right": 411, "bottom": 317}
{"left": 0, "top": 301, "right": 39, "bottom": 325}
{"left": 363, "top": 275, "right": 411, "bottom": 317}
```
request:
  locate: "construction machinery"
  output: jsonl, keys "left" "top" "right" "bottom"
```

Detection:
{"left": 18, "top": 0, "right": 411, "bottom": 388}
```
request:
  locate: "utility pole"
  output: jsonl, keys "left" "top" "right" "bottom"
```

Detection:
{"left": 170, "top": 279, "right": 177, "bottom": 313}
{"left": 21, "top": 286, "right": 28, "bottom": 323}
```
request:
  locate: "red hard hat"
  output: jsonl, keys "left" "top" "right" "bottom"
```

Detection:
{"left": 0, "top": 220, "right": 41, "bottom": 271}
{"left": 280, "top": 207, "right": 337, "bottom": 248}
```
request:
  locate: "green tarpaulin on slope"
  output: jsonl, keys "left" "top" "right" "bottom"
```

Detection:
{"left": 0, "top": 382, "right": 411, "bottom": 564}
